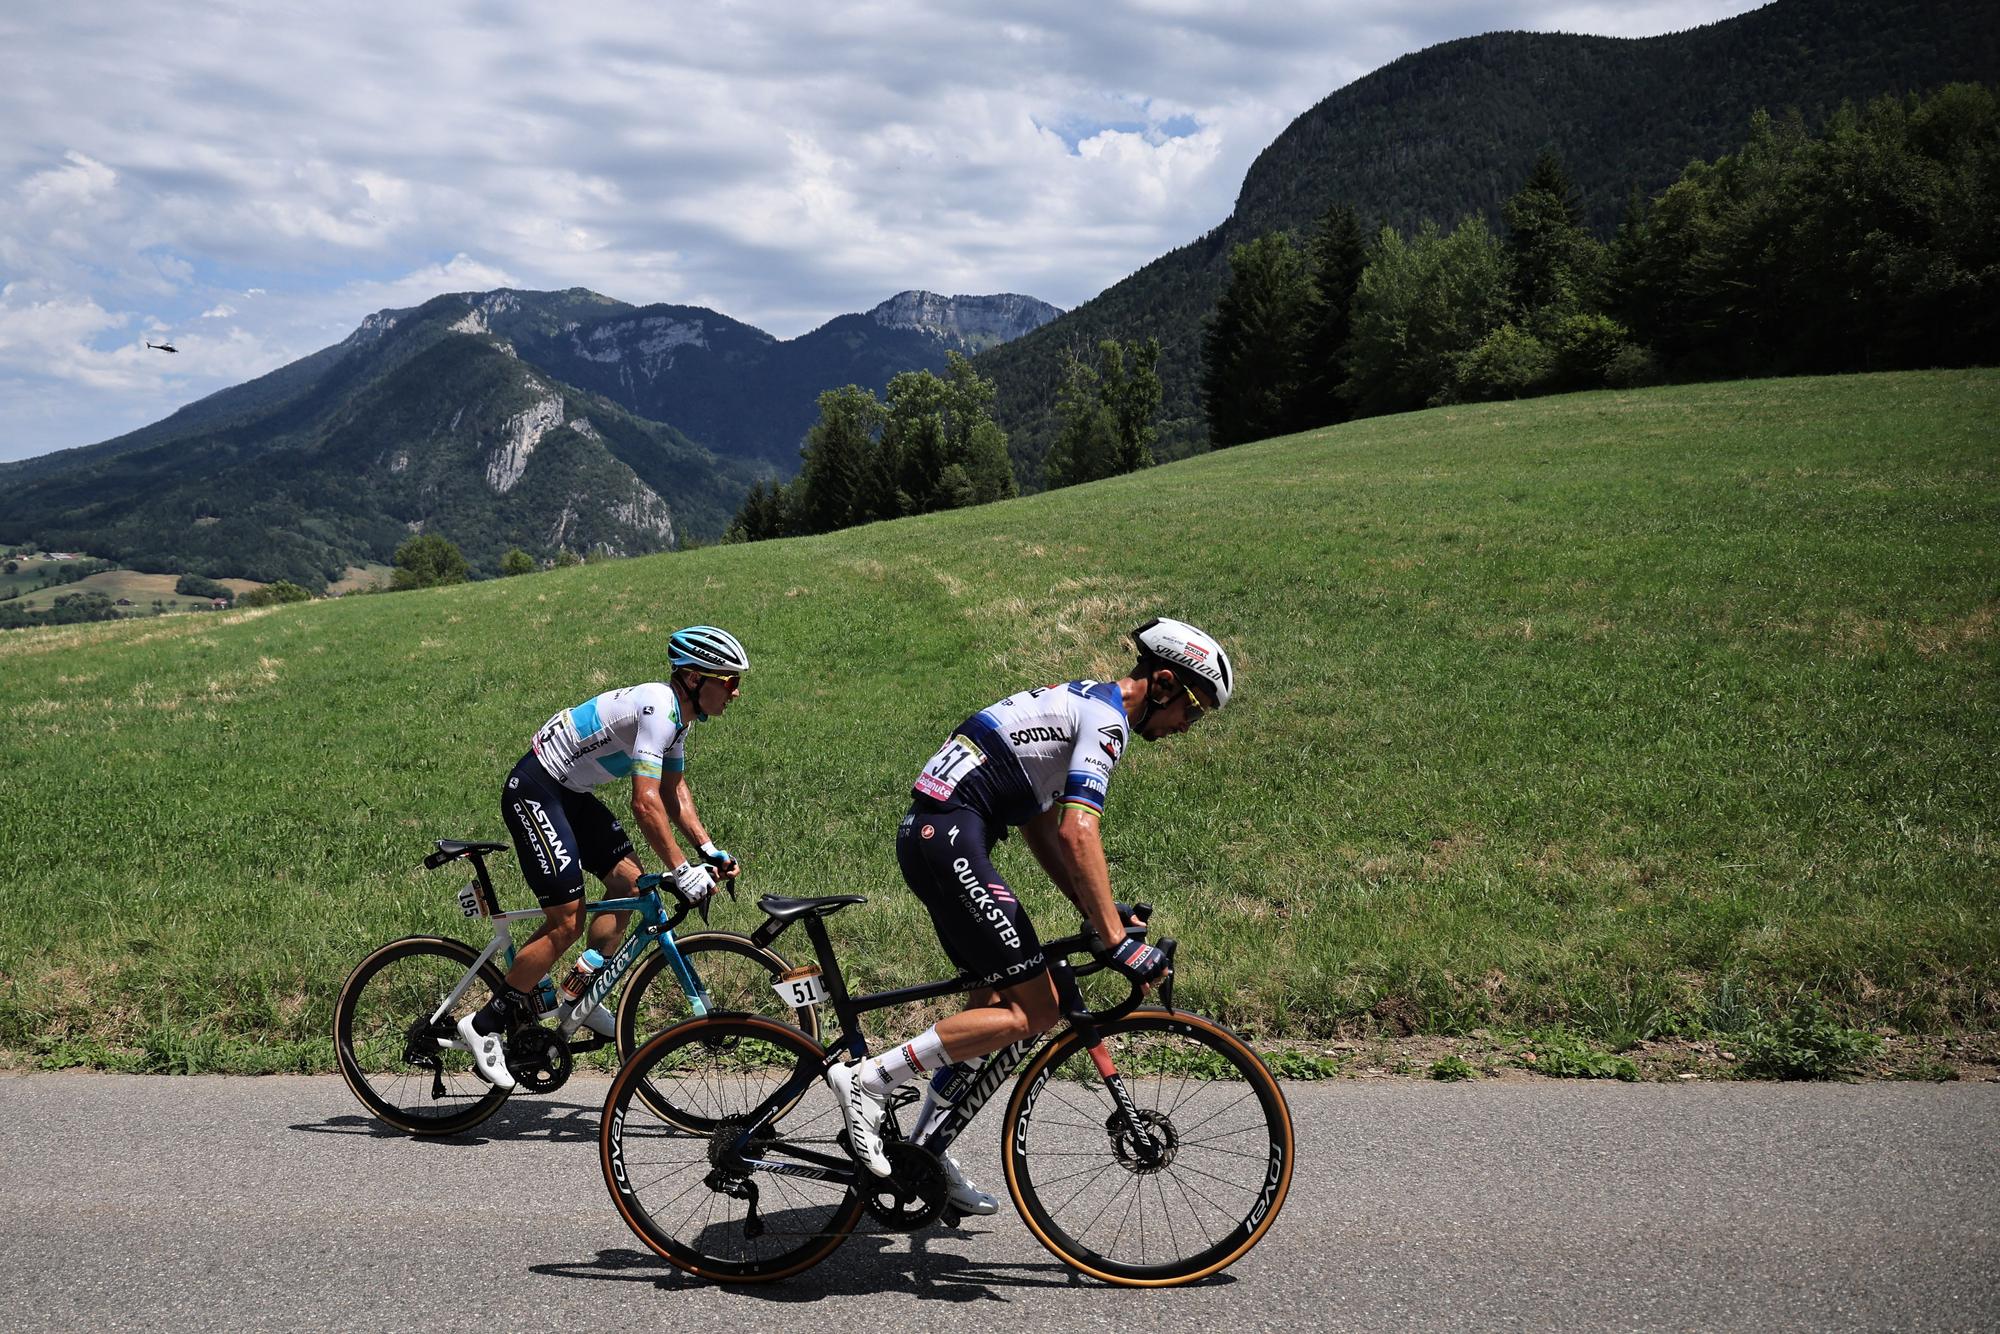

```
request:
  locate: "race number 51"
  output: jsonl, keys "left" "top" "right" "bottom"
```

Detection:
{"left": 772, "top": 965, "right": 826, "bottom": 1008}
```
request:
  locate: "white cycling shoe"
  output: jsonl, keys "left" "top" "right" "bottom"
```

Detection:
{"left": 826, "top": 1060, "right": 892, "bottom": 1177}
{"left": 455, "top": 1014, "right": 516, "bottom": 1091}
{"left": 938, "top": 1150, "right": 999, "bottom": 1216}
{"left": 576, "top": 1005, "right": 616, "bottom": 1038}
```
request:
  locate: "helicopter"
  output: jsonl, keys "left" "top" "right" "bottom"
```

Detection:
{"left": 146, "top": 339, "right": 178, "bottom": 353}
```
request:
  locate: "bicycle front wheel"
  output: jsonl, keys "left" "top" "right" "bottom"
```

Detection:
{"left": 333, "top": 935, "right": 511, "bottom": 1136}
{"left": 602, "top": 1014, "right": 862, "bottom": 1283}
{"left": 1002, "top": 1008, "right": 1294, "bottom": 1286}
{"left": 615, "top": 930, "right": 818, "bottom": 1054}
{"left": 617, "top": 932, "right": 819, "bottom": 1128}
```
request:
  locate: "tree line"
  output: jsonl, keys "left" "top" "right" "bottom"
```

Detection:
{"left": 1200, "top": 82, "right": 2000, "bottom": 441}
{"left": 737, "top": 85, "right": 1995, "bottom": 547}
{"left": 729, "top": 342, "right": 1162, "bottom": 540}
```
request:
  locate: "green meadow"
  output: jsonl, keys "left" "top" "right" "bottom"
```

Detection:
{"left": 1, "top": 369, "right": 1994, "bottom": 1072}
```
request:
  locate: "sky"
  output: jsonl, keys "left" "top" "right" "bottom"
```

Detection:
{"left": 0, "top": 1, "right": 1768, "bottom": 463}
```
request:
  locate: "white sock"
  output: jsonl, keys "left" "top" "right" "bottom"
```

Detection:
{"left": 861, "top": 1026, "right": 950, "bottom": 1097}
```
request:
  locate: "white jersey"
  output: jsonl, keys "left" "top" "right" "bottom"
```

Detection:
{"left": 530, "top": 682, "right": 688, "bottom": 792}
{"left": 912, "top": 680, "right": 1130, "bottom": 824}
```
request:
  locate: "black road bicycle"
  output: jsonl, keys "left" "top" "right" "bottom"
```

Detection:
{"left": 599, "top": 893, "right": 1294, "bottom": 1287}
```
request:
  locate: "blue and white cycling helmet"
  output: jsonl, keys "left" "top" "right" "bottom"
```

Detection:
{"left": 668, "top": 625, "right": 751, "bottom": 675}
{"left": 1133, "top": 616, "right": 1232, "bottom": 709}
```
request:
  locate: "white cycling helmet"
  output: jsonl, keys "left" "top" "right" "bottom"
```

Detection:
{"left": 1132, "top": 617, "right": 1232, "bottom": 709}
{"left": 668, "top": 625, "right": 751, "bottom": 675}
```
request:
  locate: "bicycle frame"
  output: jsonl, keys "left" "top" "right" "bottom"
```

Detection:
{"left": 721, "top": 909, "right": 1159, "bottom": 1188}
{"left": 425, "top": 854, "right": 707, "bottom": 1041}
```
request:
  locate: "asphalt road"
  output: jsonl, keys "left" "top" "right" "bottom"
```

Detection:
{"left": 1, "top": 1073, "right": 1994, "bottom": 1332}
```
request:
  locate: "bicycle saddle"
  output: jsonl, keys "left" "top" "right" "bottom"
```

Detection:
{"left": 426, "top": 839, "right": 509, "bottom": 868}
{"left": 758, "top": 893, "right": 867, "bottom": 922}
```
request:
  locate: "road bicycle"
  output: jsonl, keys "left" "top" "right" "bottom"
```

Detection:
{"left": 599, "top": 893, "right": 1294, "bottom": 1287}
{"left": 334, "top": 839, "right": 816, "bottom": 1136}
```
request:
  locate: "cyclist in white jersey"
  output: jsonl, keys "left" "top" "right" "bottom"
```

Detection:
{"left": 458, "top": 625, "right": 752, "bottom": 1089}
{"left": 828, "top": 618, "right": 1234, "bottom": 1213}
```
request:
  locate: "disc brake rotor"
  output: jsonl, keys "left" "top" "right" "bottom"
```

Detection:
{"left": 1108, "top": 1107, "right": 1179, "bottom": 1174}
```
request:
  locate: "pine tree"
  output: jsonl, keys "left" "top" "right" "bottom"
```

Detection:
{"left": 1301, "top": 204, "right": 1367, "bottom": 427}
{"left": 1503, "top": 151, "right": 1601, "bottom": 319}
{"left": 1202, "top": 233, "right": 1315, "bottom": 447}
{"left": 795, "top": 385, "right": 885, "bottom": 533}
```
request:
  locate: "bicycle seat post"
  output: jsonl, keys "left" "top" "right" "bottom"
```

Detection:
{"left": 465, "top": 852, "right": 501, "bottom": 917}
{"left": 797, "top": 914, "right": 857, "bottom": 1048}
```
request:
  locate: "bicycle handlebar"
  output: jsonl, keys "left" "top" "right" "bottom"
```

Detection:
{"left": 1045, "top": 901, "right": 1179, "bottom": 1024}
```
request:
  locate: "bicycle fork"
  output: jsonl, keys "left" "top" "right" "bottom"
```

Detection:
{"left": 1055, "top": 944, "right": 1179, "bottom": 1167}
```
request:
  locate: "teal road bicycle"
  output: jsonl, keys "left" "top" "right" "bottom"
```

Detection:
{"left": 334, "top": 839, "right": 815, "bottom": 1136}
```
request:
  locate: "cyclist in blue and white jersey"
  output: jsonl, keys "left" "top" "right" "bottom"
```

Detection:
{"left": 458, "top": 625, "right": 751, "bottom": 1089}
{"left": 829, "top": 617, "right": 1233, "bottom": 1213}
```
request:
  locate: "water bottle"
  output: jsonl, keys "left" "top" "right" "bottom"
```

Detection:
{"left": 559, "top": 948, "right": 606, "bottom": 1003}
{"left": 915, "top": 1058, "right": 985, "bottom": 1145}
{"left": 532, "top": 975, "right": 560, "bottom": 1016}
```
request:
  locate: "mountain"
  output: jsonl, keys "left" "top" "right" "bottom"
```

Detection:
{"left": 0, "top": 291, "right": 753, "bottom": 586}
{"left": 0, "top": 288, "right": 1059, "bottom": 585}
{"left": 974, "top": 0, "right": 2000, "bottom": 479}
{"left": 506, "top": 290, "right": 1060, "bottom": 468}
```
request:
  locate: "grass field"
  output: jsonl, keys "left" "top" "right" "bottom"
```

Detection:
{"left": 1, "top": 564, "right": 263, "bottom": 615}
{"left": 327, "top": 563, "right": 394, "bottom": 596}
{"left": 0, "top": 556, "right": 95, "bottom": 602}
{"left": 0, "top": 369, "right": 1993, "bottom": 1073}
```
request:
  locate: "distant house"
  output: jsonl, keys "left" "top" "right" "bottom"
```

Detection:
{"left": 211, "top": 598, "right": 229, "bottom": 609}
{"left": 115, "top": 598, "right": 133, "bottom": 606}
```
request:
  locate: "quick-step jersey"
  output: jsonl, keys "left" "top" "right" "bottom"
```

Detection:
{"left": 530, "top": 683, "right": 688, "bottom": 792}
{"left": 912, "top": 680, "right": 1130, "bottom": 826}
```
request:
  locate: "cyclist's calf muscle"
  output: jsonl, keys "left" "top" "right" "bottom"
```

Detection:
{"left": 937, "top": 975, "right": 1062, "bottom": 1063}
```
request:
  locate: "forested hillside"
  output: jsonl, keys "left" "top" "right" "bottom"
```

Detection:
{"left": 976, "top": 0, "right": 2000, "bottom": 477}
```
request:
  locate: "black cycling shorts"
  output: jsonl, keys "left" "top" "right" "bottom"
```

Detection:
{"left": 500, "top": 753, "right": 636, "bottom": 905}
{"left": 897, "top": 802, "right": 1048, "bottom": 991}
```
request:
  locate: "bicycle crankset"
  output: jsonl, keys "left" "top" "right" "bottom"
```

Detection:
{"left": 508, "top": 1024, "right": 572, "bottom": 1094}
{"left": 1108, "top": 1107, "right": 1179, "bottom": 1173}
{"left": 859, "top": 1141, "right": 948, "bottom": 1231}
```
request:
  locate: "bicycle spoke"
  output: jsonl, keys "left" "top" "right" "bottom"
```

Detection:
{"left": 602, "top": 1016, "right": 860, "bottom": 1281}
{"left": 1006, "top": 1013, "right": 1293, "bottom": 1285}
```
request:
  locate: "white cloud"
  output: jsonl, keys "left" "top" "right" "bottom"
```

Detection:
{"left": 19, "top": 152, "right": 118, "bottom": 212}
{"left": 0, "top": 0, "right": 1768, "bottom": 461}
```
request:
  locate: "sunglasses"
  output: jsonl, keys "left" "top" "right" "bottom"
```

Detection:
{"left": 692, "top": 670, "right": 741, "bottom": 690}
{"left": 1181, "top": 685, "right": 1208, "bottom": 722}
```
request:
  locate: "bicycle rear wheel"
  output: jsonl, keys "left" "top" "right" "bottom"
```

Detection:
{"left": 602, "top": 1014, "right": 861, "bottom": 1283}
{"left": 1002, "top": 1008, "right": 1294, "bottom": 1286}
{"left": 334, "top": 935, "right": 510, "bottom": 1136}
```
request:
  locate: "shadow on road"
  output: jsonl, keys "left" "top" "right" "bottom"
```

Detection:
{"left": 288, "top": 1094, "right": 602, "bottom": 1144}
{"left": 531, "top": 1233, "right": 1237, "bottom": 1300}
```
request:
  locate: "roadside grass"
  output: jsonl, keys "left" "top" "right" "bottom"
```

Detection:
{"left": 0, "top": 369, "right": 1994, "bottom": 1072}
